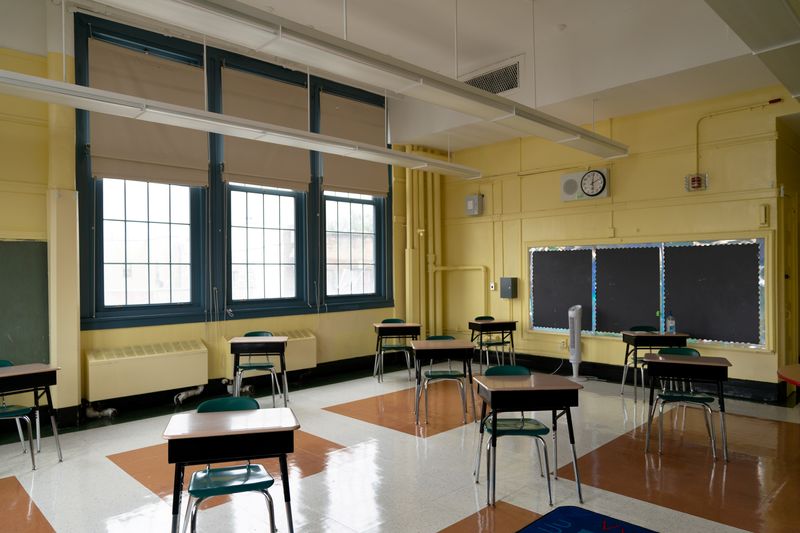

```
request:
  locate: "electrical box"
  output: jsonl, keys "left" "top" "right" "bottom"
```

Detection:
{"left": 465, "top": 194, "right": 483, "bottom": 216}
{"left": 500, "top": 277, "right": 517, "bottom": 299}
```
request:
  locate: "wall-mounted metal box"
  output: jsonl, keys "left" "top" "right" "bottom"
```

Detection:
{"left": 500, "top": 277, "right": 517, "bottom": 299}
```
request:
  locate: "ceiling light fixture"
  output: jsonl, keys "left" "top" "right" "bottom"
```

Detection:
{"left": 0, "top": 69, "right": 481, "bottom": 178}
{"left": 92, "top": 0, "right": 629, "bottom": 159}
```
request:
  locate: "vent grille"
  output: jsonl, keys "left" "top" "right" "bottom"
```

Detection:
{"left": 464, "top": 62, "right": 519, "bottom": 94}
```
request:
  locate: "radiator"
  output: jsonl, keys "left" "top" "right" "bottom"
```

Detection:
{"left": 85, "top": 340, "right": 208, "bottom": 401}
{"left": 225, "top": 329, "right": 317, "bottom": 379}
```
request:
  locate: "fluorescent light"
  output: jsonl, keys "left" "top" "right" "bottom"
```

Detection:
{"left": 0, "top": 69, "right": 481, "bottom": 179}
{"left": 91, "top": 0, "right": 627, "bottom": 159}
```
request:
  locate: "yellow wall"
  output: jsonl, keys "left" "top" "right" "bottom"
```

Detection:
{"left": 440, "top": 86, "right": 800, "bottom": 384}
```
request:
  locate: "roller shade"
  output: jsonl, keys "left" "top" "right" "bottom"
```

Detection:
{"left": 221, "top": 67, "right": 310, "bottom": 191}
{"left": 88, "top": 38, "right": 208, "bottom": 186}
{"left": 320, "top": 92, "right": 388, "bottom": 196}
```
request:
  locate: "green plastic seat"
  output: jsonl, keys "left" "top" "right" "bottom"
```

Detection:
{"left": 374, "top": 318, "right": 413, "bottom": 382}
{"left": 416, "top": 335, "right": 468, "bottom": 425}
{"left": 0, "top": 359, "right": 36, "bottom": 470}
{"left": 235, "top": 331, "right": 282, "bottom": 407}
{"left": 184, "top": 396, "right": 276, "bottom": 533}
{"left": 646, "top": 347, "right": 718, "bottom": 459}
{"left": 473, "top": 365, "right": 553, "bottom": 506}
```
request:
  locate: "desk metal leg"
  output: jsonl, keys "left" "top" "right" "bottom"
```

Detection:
{"left": 718, "top": 381, "right": 728, "bottom": 462}
{"left": 279, "top": 455, "right": 294, "bottom": 533}
{"left": 171, "top": 464, "right": 185, "bottom": 533}
{"left": 632, "top": 349, "right": 639, "bottom": 402}
{"left": 44, "top": 386, "right": 62, "bottom": 462}
{"left": 645, "top": 376, "right": 656, "bottom": 453}
{"left": 620, "top": 344, "right": 632, "bottom": 395}
{"left": 414, "top": 359, "right": 422, "bottom": 424}
{"left": 466, "top": 359, "right": 477, "bottom": 422}
{"left": 551, "top": 410, "right": 558, "bottom": 480}
{"left": 280, "top": 354, "right": 289, "bottom": 406}
{"left": 565, "top": 407, "right": 583, "bottom": 503}
{"left": 489, "top": 411, "right": 498, "bottom": 505}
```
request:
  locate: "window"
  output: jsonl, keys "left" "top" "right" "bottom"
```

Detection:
{"left": 325, "top": 191, "right": 377, "bottom": 296}
{"left": 229, "top": 184, "right": 298, "bottom": 301}
{"left": 101, "top": 179, "right": 192, "bottom": 306}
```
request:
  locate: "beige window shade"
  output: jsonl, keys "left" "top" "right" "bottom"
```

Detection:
{"left": 88, "top": 38, "right": 208, "bottom": 186}
{"left": 320, "top": 92, "right": 388, "bottom": 196}
{"left": 221, "top": 67, "right": 310, "bottom": 191}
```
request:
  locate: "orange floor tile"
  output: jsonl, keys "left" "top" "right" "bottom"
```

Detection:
{"left": 557, "top": 406, "right": 800, "bottom": 533}
{"left": 438, "top": 502, "right": 539, "bottom": 533}
{"left": 0, "top": 476, "right": 55, "bottom": 533}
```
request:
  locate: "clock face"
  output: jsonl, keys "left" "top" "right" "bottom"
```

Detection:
{"left": 580, "top": 170, "right": 606, "bottom": 197}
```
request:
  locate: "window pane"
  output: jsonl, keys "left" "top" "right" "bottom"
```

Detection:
{"left": 265, "top": 229, "right": 280, "bottom": 263}
{"left": 248, "top": 264, "right": 265, "bottom": 299}
{"left": 149, "top": 183, "right": 170, "bottom": 223}
{"left": 103, "top": 179, "right": 125, "bottom": 220}
{"left": 104, "top": 264, "right": 126, "bottom": 306}
{"left": 231, "top": 227, "right": 247, "bottom": 263}
{"left": 280, "top": 230, "right": 295, "bottom": 263}
{"left": 325, "top": 200, "right": 337, "bottom": 231}
{"left": 326, "top": 233, "right": 338, "bottom": 263}
{"left": 351, "top": 265, "right": 364, "bottom": 294}
{"left": 337, "top": 202, "right": 350, "bottom": 231}
{"left": 363, "top": 205, "right": 374, "bottom": 233}
{"left": 264, "top": 265, "right": 280, "bottom": 298}
{"left": 351, "top": 203, "right": 363, "bottom": 232}
{"left": 149, "top": 264, "right": 171, "bottom": 303}
{"left": 230, "top": 191, "right": 247, "bottom": 227}
{"left": 125, "top": 181, "right": 148, "bottom": 222}
{"left": 280, "top": 196, "right": 294, "bottom": 229}
{"left": 364, "top": 235, "right": 375, "bottom": 264}
{"left": 338, "top": 265, "right": 352, "bottom": 295}
{"left": 231, "top": 264, "right": 247, "bottom": 300}
{"left": 339, "top": 233, "right": 351, "bottom": 264}
{"left": 126, "top": 222, "right": 148, "bottom": 263}
{"left": 264, "top": 194, "right": 279, "bottom": 228}
{"left": 170, "top": 185, "right": 190, "bottom": 224}
{"left": 281, "top": 265, "right": 295, "bottom": 298}
{"left": 126, "top": 264, "right": 149, "bottom": 305}
{"left": 247, "top": 192, "right": 263, "bottom": 227}
{"left": 364, "top": 265, "right": 375, "bottom": 294}
{"left": 248, "top": 228, "right": 264, "bottom": 263}
{"left": 171, "top": 265, "right": 191, "bottom": 303}
{"left": 103, "top": 220, "right": 125, "bottom": 263}
{"left": 351, "top": 234, "right": 363, "bottom": 263}
{"left": 171, "top": 224, "right": 191, "bottom": 263}
{"left": 149, "top": 223, "right": 170, "bottom": 263}
{"left": 327, "top": 265, "right": 338, "bottom": 295}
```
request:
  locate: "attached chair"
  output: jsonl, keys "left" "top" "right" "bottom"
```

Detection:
{"left": 473, "top": 365, "right": 552, "bottom": 506}
{"left": 235, "top": 331, "right": 282, "bottom": 406}
{"left": 415, "top": 336, "right": 468, "bottom": 425}
{"left": 473, "top": 316, "right": 512, "bottom": 373}
{"left": 620, "top": 325, "right": 657, "bottom": 396}
{"left": 645, "top": 347, "right": 718, "bottom": 459}
{"left": 0, "top": 360, "right": 36, "bottom": 470}
{"left": 374, "top": 318, "right": 413, "bottom": 382}
{"left": 183, "top": 396, "right": 276, "bottom": 533}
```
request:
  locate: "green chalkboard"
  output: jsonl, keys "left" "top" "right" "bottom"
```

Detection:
{"left": 0, "top": 241, "right": 49, "bottom": 364}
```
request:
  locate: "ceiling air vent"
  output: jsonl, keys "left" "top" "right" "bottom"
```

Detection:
{"left": 462, "top": 57, "right": 521, "bottom": 95}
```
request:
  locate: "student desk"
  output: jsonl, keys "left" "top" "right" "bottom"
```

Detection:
{"left": 229, "top": 336, "right": 289, "bottom": 405}
{"left": 469, "top": 319, "right": 517, "bottom": 367}
{"left": 0, "top": 363, "right": 62, "bottom": 460}
{"left": 473, "top": 373, "right": 583, "bottom": 505}
{"left": 163, "top": 407, "right": 300, "bottom": 533}
{"left": 643, "top": 354, "right": 731, "bottom": 461}
{"left": 372, "top": 322, "right": 420, "bottom": 382}
{"left": 410, "top": 338, "right": 476, "bottom": 423}
{"left": 620, "top": 331, "right": 689, "bottom": 400}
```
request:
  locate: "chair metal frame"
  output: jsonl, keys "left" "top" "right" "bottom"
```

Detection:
{"left": 415, "top": 335, "right": 468, "bottom": 425}
{"left": 373, "top": 318, "right": 413, "bottom": 383}
{"left": 620, "top": 325, "right": 657, "bottom": 396}
{"left": 234, "top": 331, "right": 282, "bottom": 406}
{"left": 473, "top": 316, "right": 513, "bottom": 373}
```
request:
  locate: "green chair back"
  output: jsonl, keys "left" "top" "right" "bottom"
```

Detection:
{"left": 426, "top": 335, "right": 455, "bottom": 340}
{"left": 244, "top": 331, "right": 273, "bottom": 337}
{"left": 475, "top": 315, "right": 494, "bottom": 321}
{"left": 658, "top": 347, "right": 700, "bottom": 357}
{"left": 630, "top": 325, "right": 657, "bottom": 332}
{"left": 485, "top": 365, "right": 530, "bottom": 376}
{"left": 197, "top": 396, "right": 260, "bottom": 413}
{"left": 0, "top": 360, "right": 13, "bottom": 367}
{"left": 382, "top": 318, "right": 405, "bottom": 323}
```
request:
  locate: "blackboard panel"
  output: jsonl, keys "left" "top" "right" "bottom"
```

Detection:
{"left": 0, "top": 241, "right": 49, "bottom": 364}
{"left": 596, "top": 247, "right": 660, "bottom": 333}
{"left": 664, "top": 243, "right": 759, "bottom": 343}
{"left": 531, "top": 249, "right": 592, "bottom": 329}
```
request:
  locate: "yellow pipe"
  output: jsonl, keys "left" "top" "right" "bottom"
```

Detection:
{"left": 434, "top": 172, "right": 443, "bottom": 335}
{"left": 426, "top": 174, "right": 435, "bottom": 335}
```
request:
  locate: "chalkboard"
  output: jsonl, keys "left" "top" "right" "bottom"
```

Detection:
{"left": 531, "top": 249, "right": 592, "bottom": 329}
{"left": 596, "top": 247, "right": 660, "bottom": 333}
{"left": 664, "top": 243, "right": 760, "bottom": 343}
{"left": 0, "top": 241, "right": 50, "bottom": 364}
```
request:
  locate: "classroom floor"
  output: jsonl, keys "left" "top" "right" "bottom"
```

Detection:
{"left": 1, "top": 369, "right": 798, "bottom": 533}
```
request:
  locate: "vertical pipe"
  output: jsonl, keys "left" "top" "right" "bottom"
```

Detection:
{"left": 434, "top": 172, "right": 443, "bottom": 335}
{"left": 426, "top": 173, "right": 435, "bottom": 335}
{"left": 416, "top": 166, "right": 426, "bottom": 332}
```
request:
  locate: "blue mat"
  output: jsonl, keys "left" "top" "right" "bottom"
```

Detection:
{"left": 517, "top": 506, "right": 657, "bottom": 532}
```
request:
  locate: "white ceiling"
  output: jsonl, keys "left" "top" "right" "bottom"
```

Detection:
{"left": 80, "top": 0, "right": 780, "bottom": 152}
